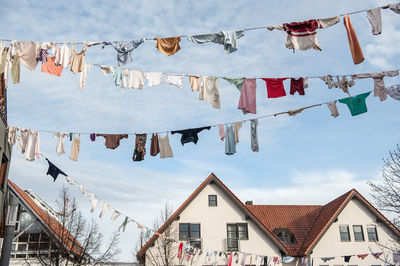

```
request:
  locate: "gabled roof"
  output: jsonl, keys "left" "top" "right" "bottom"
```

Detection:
{"left": 246, "top": 189, "right": 400, "bottom": 256}
{"left": 8, "top": 180, "right": 83, "bottom": 256}
{"left": 246, "top": 205, "right": 322, "bottom": 256}
{"left": 137, "top": 173, "right": 288, "bottom": 259}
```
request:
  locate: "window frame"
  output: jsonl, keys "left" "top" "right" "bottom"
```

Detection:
{"left": 179, "top": 223, "right": 201, "bottom": 240}
{"left": 339, "top": 225, "right": 351, "bottom": 242}
{"left": 367, "top": 226, "right": 379, "bottom": 242}
{"left": 353, "top": 225, "right": 365, "bottom": 241}
{"left": 208, "top": 195, "right": 217, "bottom": 207}
{"left": 226, "top": 223, "right": 248, "bottom": 240}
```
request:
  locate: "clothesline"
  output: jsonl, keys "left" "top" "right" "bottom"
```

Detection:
{"left": 0, "top": 3, "right": 392, "bottom": 45}
{"left": 90, "top": 62, "right": 400, "bottom": 80}
{"left": 39, "top": 153, "right": 170, "bottom": 240}
{"left": 10, "top": 93, "right": 371, "bottom": 136}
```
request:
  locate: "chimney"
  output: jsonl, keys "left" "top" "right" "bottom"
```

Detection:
{"left": 245, "top": 201, "right": 253, "bottom": 206}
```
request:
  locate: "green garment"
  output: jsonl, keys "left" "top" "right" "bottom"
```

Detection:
{"left": 223, "top": 77, "right": 245, "bottom": 92}
{"left": 338, "top": 91, "right": 371, "bottom": 116}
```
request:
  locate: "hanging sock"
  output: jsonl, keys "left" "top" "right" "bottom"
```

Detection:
{"left": 165, "top": 74, "right": 184, "bottom": 88}
{"left": 150, "top": 133, "right": 160, "bottom": 156}
{"left": 250, "top": 119, "right": 259, "bottom": 152}
{"left": 155, "top": 37, "right": 181, "bottom": 56}
{"left": 199, "top": 76, "right": 220, "bottom": 109}
{"left": 189, "top": 75, "right": 200, "bottom": 91}
{"left": 218, "top": 124, "right": 225, "bottom": 141}
{"left": 90, "top": 133, "right": 96, "bottom": 141}
{"left": 233, "top": 122, "right": 242, "bottom": 143}
{"left": 54, "top": 132, "right": 69, "bottom": 155}
{"left": 187, "top": 30, "right": 244, "bottom": 54}
{"left": 132, "top": 134, "right": 147, "bottom": 161}
{"left": 352, "top": 70, "right": 399, "bottom": 101}
{"left": 343, "top": 14, "right": 364, "bottom": 64}
{"left": 11, "top": 56, "right": 20, "bottom": 84}
{"left": 225, "top": 125, "right": 236, "bottom": 155}
{"left": 367, "top": 8, "right": 382, "bottom": 35}
{"left": 267, "top": 16, "right": 339, "bottom": 51}
{"left": 262, "top": 78, "right": 287, "bottom": 98}
{"left": 46, "top": 159, "right": 67, "bottom": 182}
{"left": 327, "top": 100, "right": 339, "bottom": 118}
{"left": 171, "top": 126, "right": 211, "bottom": 145}
{"left": 159, "top": 133, "right": 173, "bottom": 158}
{"left": 69, "top": 134, "right": 81, "bottom": 161}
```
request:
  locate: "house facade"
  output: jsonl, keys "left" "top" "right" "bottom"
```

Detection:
{"left": 137, "top": 173, "right": 400, "bottom": 266}
{"left": 5, "top": 180, "right": 85, "bottom": 265}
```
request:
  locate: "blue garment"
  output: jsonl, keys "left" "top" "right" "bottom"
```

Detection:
{"left": 187, "top": 30, "right": 244, "bottom": 54}
{"left": 103, "top": 40, "right": 144, "bottom": 65}
{"left": 225, "top": 125, "right": 236, "bottom": 155}
{"left": 46, "top": 159, "right": 67, "bottom": 182}
{"left": 113, "top": 68, "right": 123, "bottom": 86}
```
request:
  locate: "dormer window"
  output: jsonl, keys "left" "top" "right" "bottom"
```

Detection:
{"left": 208, "top": 195, "right": 217, "bottom": 207}
{"left": 273, "top": 228, "right": 297, "bottom": 245}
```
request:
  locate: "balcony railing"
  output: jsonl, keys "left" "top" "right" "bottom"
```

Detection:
{"left": 225, "top": 237, "right": 240, "bottom": 251}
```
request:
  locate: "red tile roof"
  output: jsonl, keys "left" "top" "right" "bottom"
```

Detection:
{"left": 246, "top": 205, "right": 322, "bottom": 255}
{"left": 8, "top": 180, "right": 83, "bottom": 256}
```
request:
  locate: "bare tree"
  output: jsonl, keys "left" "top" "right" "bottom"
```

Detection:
{"left": 30, "top": 186, "right": 120, "bottom": 266}
{"left": 368, "top": 145, "right": 400, "bottom": 228}
{"left": 137, "top": 202, "right": 180, "bottom": 266}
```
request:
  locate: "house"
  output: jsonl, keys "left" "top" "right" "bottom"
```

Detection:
{"left": 137, "top": 173, "right": 400, "bottom": 266}
{"left": 5, "top": 180, "right": 86, "bottom": 265}
{"left": 0, "top": 72, "right": 13, "bottom": 239}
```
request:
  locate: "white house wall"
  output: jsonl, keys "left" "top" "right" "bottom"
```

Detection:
{"left": 145, "top": 182, "right": 282, "bottom": 266}
{"left": 311, "top": 198, "right": 398, "bottom": 266}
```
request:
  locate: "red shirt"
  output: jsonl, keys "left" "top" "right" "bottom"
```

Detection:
{"left": 262, "top": 78, "right": 287, "bottom": 98}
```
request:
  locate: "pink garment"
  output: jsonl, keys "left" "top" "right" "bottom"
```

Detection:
{"left": 228, "top": 253, "right": 233, "bottom": 266}
{"left": 238, "top": 78, "right": 257, "bottom": 114}
{"left": 219, "top": 124, "right": 225, "bottom": 141}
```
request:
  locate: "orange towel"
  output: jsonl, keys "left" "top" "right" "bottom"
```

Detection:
{"left": 343, "top": 14, "right": 364, "bottom": 64}
{"left": 155, "top": 37, "right": 181, "bottom": 56}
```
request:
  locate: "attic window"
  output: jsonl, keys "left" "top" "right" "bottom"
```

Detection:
{"left": 208, "top": 195, "right": 217, "bottom": 207}
{"left": 273, "top": 228, "right": 297, "bottom": 245}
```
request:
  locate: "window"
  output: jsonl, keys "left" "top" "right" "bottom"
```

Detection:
{"left": 353, "top": 225, "right": 364, "bottom": 241}
{"left": 367, "top": 226, "right": 379, "bottom": 241}
{"left": 0, "top": 157, "right": 8, "bottom": 189}
{"left": 179, "top": 223, "right": 200, "bottom": 240}
{"left": 208, "top": 195, "right": 217, "bottom": 207}
{"left": 272, "top": 228, "right": 297, "bottom": 245}
{"left": 339, "top": 225, "right": 351, "bottom": 241}
{"left": 227, "top": 223, "right": 248, "bottom": 251}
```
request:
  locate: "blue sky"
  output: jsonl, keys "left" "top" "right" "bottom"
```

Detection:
{"left": 2, "top": 0, "right": 400, "bottom": 262}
